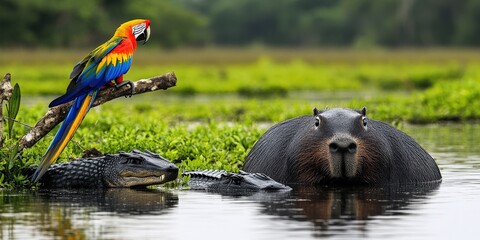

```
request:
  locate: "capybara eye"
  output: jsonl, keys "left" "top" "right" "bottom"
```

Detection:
{"left": 315, "top": 117, "right": 320, "bottom": 127}
{"left": 362, "top": 117, "right": 367, "bottom": 127}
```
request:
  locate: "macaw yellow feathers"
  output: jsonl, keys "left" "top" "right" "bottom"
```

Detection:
{"left": 96, "top": 51, "right": 133, "bottom": 77}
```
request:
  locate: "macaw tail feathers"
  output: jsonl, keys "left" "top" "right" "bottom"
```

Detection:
{"left": 32, "top": 91, "right": 97, "bottom": 182}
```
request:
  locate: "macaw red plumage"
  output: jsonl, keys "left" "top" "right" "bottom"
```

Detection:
{"left": 32, "top": 19, "right": 151, "bottom": 182}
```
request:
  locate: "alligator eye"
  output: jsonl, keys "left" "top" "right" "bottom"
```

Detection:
{"left": 124, "top": 158, "right": 142, "bottom": 164}
{"left": 315, "top": 116, "right": 320, "bottom": 127}
{"left": 227, "top": 175, "right": 242, "bottom": 185}
{"left": 233, "top": 178, "right": 242, "bottom": 185}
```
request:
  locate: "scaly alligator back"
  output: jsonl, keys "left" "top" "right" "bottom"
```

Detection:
{"left": 183, "top": 170, "right": 292, "bottom": 191}
{"left": 36, "top": 150, "right": 178, "bottom": 188}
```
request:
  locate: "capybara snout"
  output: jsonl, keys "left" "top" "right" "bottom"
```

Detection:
{"left": 327, "top": 134, "right": 358, "bottom": 178}
{"left": 328, "top": 135, "right": 357, "bottom": 154}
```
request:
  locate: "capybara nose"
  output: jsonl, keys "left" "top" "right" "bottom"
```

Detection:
{"left": 329, "top": 138, "right": 357, "bottom": 154}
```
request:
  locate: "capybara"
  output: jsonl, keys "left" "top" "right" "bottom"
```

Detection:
{"left": 242, "top": 107, "right": 442, "bottom": 185}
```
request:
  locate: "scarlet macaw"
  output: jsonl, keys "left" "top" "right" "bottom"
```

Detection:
{"left": 32, "top": 19, "right": 151, "bottom": 182}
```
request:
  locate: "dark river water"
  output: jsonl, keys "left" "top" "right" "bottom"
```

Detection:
{"left": 1, "top": 123, "right": 479, "bottom": 240}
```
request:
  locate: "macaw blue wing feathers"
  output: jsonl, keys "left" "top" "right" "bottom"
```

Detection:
{"left": 49, "top": 38, "right": 127, "bottom": 108}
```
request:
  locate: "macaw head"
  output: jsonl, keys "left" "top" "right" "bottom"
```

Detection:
{"left": 115, "top": 19, "right": 151, "bottom": 45}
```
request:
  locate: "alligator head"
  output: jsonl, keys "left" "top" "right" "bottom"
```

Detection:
{"left": 103, "top": 150, "right": 179, "bottom": 188}
{"left": 184, "top": 170, "right": 292, "bottom": 191}
{"left": 229, "top": 170, "right": 292, "bottom": 191}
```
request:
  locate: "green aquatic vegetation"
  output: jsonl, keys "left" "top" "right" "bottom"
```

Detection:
{"left": 11, "top": 100, "right": 266, "bottom": 188}
{"left": 0, "top": 83, "right": 31, "bottom": 188}
{"left": 25, "top": 109, "right": 264, "bottom": 172}
{"left": 414, "top": 79, "right": 480, "bottom": 122}
{"left": 2, "top": 57, "right": 470, "bottom": 96}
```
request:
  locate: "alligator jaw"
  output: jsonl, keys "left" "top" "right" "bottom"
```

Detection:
{"left": 120, "top": 171, "right": 165, "bottom": 178}
{"left": 122, "top": 175, "right": 167, "bottom": 187}
{"left": 116, "top": 169, "right": 179, "bottom": 187}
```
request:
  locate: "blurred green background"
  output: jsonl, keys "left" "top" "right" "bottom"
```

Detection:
{"left": 2, "top": 0, "right": 480, "bottom": 49}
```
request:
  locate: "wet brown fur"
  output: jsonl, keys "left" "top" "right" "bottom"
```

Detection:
{"left": 291, "top": 139, "right": 331, "bottom": 184}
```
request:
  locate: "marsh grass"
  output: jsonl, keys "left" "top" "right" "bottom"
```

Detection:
{"left": 2, "top": 48, "right": 478, "bottom": 96}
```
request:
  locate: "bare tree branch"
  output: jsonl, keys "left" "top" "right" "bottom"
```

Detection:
{"left": 0, "top": 73, "right": 13, "bottom": 147}
{"left": 18, "top": 72, "right": 177, "bottom": 151}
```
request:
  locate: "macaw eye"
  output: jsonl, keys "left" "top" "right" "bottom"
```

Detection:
{"left": 315, "top": 116, "right": 320, "bottom": 127}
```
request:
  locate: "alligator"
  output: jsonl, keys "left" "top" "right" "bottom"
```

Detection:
{"left": 183, "top": 170, "right": 292, "bottom": 192}
{"left": 32, "top": 150, "right": 179, "bottom": 188}
{"left": 30, "top": 149, "right": 289, "bottom": 191}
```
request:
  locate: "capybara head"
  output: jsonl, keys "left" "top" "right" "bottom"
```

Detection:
{"left": 243, "top": 107, "right": 441, "bottom": 186}
{"left": 289, "top": 107, "right": 389, "bottom": 185}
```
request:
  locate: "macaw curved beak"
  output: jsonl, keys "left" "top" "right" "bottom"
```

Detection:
{"left": 136, "top": 25, "right": 151, "bottom": 45}
{"left": 143, "top": 26, "right": 151, "bottom": 45}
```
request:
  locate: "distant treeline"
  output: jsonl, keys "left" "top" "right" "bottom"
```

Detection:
{"left": 2, "top": 0, "right": 480, "bottom": 48}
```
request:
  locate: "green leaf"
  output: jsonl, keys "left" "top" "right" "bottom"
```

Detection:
{"left": 6, "top": 83, "right": 21, "bottom": 139}
{"left": 9, "top": 83, "right": 21, "bottom": 119}
{"left": 8, "top": 142, "right": 19, "bottom": 171}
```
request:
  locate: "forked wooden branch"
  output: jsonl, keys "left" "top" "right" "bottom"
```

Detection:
{"left": 18, "top": 72, "right": 177, "bottom": 151}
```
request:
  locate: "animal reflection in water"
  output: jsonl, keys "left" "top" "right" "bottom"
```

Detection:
{"left": 259, "top": 183, "right": 440, "bottom": 228}
{"left": 36, "top": 188, "right": 178, "bottom": 214}
{"left": 22, "top": 188, "right": 178, "bottom": 239}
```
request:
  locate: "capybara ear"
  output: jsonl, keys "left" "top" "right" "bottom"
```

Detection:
{"left": 361, "top": 107, "right": 367, "bottom": 117}
{"left": 313, "top": 107, "right": 320, "bottom": 116}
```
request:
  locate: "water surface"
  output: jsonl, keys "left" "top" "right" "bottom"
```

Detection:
{"left": 1, "top": 123, "right": 479, "bottom": 240}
